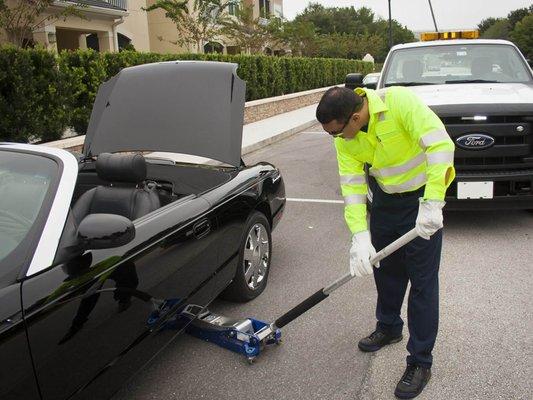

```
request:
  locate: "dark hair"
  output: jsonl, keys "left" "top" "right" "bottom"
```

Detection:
{"left": 316, "top": 87, "right": 363, "bottom": 124}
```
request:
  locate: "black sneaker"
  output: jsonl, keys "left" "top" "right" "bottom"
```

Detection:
{"left": 394, "top": 364, "right": 431, "bottom": 399}
{"left": 357, "top": 330, "right": 403, "bottom": 352}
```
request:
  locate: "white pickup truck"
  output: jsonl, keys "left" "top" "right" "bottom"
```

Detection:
{"left": 349, "top": 38, "right": 533, "bottom": 210}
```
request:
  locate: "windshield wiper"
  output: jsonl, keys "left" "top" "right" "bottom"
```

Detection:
{"left": 444, "top": 79, "right": 499, "bottom": 84}
{"left": 384, "top": 82, "right": 436, "bottom": 87}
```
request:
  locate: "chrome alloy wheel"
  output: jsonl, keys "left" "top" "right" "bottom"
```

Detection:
{"left": 242, "top": 222, "right": 270, "bottom": 290}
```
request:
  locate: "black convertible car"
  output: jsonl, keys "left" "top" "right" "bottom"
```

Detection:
{"left": 0, "top": 61, "right": 285, "bottom": 399}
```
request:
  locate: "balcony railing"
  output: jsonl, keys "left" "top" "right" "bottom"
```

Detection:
{"left": 104, "top": 0, "right": 128, "bottom": 10}
{"left": 72, "top": 0, "right": 128, "bottom": 11}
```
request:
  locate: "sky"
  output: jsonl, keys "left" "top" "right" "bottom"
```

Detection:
{"left": 282, "top": 0, "right": 533, "bottom": 31}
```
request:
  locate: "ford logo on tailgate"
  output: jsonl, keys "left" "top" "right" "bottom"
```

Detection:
{"left": 455, "top": 134, "right": 495, "bottom": 150}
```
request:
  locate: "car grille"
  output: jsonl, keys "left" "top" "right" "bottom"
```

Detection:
{"left": 440, "top": 115, "right": 533, "bottom": 171}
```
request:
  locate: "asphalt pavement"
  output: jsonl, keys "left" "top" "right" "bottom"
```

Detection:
{"left": 113, "top": 125, "right": 533, "bottom": 400}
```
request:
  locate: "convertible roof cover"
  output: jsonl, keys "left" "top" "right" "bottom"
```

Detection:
{"left": 83, "top": 61, "right": 246, "bottom": 166}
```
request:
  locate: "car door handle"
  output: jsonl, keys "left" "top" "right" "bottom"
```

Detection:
{"left": 193, "top": 219, "right": 211, "bottom": 239}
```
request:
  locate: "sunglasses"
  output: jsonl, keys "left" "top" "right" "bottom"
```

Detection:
{"left": 329, "top": 117, "right": 352, "bottom": 137}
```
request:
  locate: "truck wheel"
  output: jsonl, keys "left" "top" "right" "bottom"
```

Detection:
{"left": 220, "top": 212, "right": 272, "bottom": 302}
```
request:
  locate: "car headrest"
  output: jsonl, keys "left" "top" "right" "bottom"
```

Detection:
{"left": 96, "top": 153, "right": 147, "bottom": 184}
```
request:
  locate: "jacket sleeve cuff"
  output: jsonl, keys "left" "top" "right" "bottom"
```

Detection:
{"left": 423, "top": 185, "right": 446, "bottom": 201}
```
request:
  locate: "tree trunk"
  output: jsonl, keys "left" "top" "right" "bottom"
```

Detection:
{"left": 7, "top": 29, "right": 24, "bottom": 48}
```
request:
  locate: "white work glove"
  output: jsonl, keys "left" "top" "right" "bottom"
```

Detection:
{"left": 349, "top": 230, "right": 378, "bottom": 277}
{"left": 415, "top": 199, "right": 445, "bottom": 240}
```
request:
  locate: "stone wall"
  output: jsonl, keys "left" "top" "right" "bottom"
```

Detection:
{"left": 243, "top": 87, "right": 329, "bottom": 124}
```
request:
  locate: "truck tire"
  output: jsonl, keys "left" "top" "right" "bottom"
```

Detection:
{"left": 220, "top": 211, "right": 272, "bottom": 302}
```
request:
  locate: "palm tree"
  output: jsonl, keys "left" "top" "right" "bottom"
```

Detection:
{"left": 145, "top": 0, "right": 236, "bottom": 53}
{"left": 143, "top": 0, "right": 189, "bottom": 24}
{"left": 221, "top": 1, "right": 269, "bottom": 54}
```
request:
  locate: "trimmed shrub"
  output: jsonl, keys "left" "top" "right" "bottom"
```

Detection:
{"left": 0, "top": 47, "right": 372, "bottom": 142}
{"left": 58, "top": 50, "right": 109, "bottom": 135}
{"left": 0, "top": 46, "right": 71, "bottom": 142}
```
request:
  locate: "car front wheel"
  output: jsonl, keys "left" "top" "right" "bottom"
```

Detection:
{"left": 220, "top": 211, "right": 272, "bottom": 302}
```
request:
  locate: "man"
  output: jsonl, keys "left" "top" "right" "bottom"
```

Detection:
{"left": 316, "top": 86, "right": 455, "bottom": 399}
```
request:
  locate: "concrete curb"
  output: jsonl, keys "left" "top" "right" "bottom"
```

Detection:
{"left": 44, "top": 102, "right": 320, "bottom": 162}
{"left": 240, "top": 102, "right": 319, "bottom": 157}
{"left": 43, "top": 115, "right": 318, "bottom": 156}
{"left": 242, "top": 118, "right": 317, "bottom": 155}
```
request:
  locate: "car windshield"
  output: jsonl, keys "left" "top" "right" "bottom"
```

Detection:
{"left": 0, "top": 151, "right": 57, "bottom": 263}
{"left": 382, "top": 44, "right": 532, "bottom": 87}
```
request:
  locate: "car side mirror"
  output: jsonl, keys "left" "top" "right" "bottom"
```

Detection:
{"left": 364, "top": 82, "right": 377, "bottom": 90}
{"left": 77, "top": 214, "right": 135, "bottom": 250}
{"left": 345, "top": 73, "right": 363, "bottom": 89}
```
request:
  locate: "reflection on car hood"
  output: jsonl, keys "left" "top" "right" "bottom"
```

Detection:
{"left": 83, "top": 61, "right": 246, "bottom": 167}
{"left": 407, "top": 83, "right": 533, "bottom": 106}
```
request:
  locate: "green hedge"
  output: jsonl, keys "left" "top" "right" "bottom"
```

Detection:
{"left": 0, "top": 47, "right": 72, "bottom": 142}
{"left": 0, "top": 47, "right": 372, "bottom": 143}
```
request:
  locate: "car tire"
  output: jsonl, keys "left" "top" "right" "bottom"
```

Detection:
{"left": 220, "top": 211, "right": 272, "bottom": 302}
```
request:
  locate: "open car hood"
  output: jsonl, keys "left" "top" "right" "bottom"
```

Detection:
{"left": 83, "top": 61, "right": 246, "bottom": 166}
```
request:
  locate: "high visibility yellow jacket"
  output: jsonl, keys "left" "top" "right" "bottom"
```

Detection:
{"left": 335, "top": 86, "right": 455, "bottom": 234}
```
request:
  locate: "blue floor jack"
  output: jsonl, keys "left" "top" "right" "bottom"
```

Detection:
{"left": 184, "top": 307, "right": 282, "bottom": 364}
{"left": 175, "top": 229, "right": 418, "bottom": 364}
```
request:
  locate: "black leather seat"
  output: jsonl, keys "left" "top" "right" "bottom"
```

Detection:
{"left": 73, "top": 153, "right": 160, "bottom": 224}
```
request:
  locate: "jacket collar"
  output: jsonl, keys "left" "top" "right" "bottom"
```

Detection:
{"left": 355, "top": 87, "right": 388, "bottom": 115}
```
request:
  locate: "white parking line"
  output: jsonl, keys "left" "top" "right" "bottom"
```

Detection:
{"left": 286, "top": 197, "right": 344, "bottom": 204}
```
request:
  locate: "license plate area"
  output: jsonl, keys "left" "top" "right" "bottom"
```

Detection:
{"left": 457, "top": 181, "right": 494, "bottom": 199}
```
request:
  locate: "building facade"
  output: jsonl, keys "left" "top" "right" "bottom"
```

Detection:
{"left": 145, "top": 0, "right": 284, "bottom": 54}
{"left": 2, "top": 1, "right": 130, "bottom": 53}
{"left": 0, "top": 0, "right": 284, "bottom": 54}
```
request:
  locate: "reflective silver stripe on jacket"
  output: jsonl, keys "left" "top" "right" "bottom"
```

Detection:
{"left": 378, "top": 172, "right": 427, "bottom": 194}
{"left": 427, "top": 151, "right": 454, "bottom": 165}
{"left": 344, "top": 194, "right": 367, "bottom": 205}
{"left": 369, "top": 152, "right": 426, "bottom": 178}
{"left": 376, "top": 89, "right": 388, "bottom": 121}
{"left": 419, "top": 129, "right": 449, "bottom": 149}
{"left": 340, "top": 174, "right": 366, "bottom": 185}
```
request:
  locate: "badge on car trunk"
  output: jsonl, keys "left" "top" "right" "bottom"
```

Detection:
{"left": 455, "top": 134, "right": 495, "bottom": 150}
